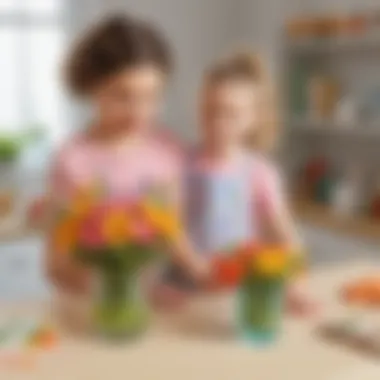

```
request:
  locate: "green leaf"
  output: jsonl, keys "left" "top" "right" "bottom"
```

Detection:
{"left": 0, "top": 135, "right": 21, "bottom": 162}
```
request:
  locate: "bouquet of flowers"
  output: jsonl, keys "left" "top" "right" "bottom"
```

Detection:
{"left": 212, "top": 243, "right": 304, "bottom": 344}
{"left": 51, "top": 184, "right": 181, "bottom": 339}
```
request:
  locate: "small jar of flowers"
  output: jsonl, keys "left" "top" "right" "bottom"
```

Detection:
{"left": 213, "top": 244, "right": 304, "bottom": 345}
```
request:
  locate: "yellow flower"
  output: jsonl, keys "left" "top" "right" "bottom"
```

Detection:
{"left": 141, "top": 201, "right": 181, "bottom": 240}
{"left": 254, "top": 249, "right": 288, "bottom": 277}
{"left": 52, "top": 216, "right": 80, "bottom": 254}
{"left": 141, "top": 200, "right": 163, "bottom": 221}
{"left": 158, "top": 213, "right": 181, "bottom": 240}
{"left": 102, "top": 210, "right": 130, "bottom": 246}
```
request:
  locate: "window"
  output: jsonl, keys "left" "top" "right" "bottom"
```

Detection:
{"left": 0, "top": 0, "right": 66, "bottom": 142}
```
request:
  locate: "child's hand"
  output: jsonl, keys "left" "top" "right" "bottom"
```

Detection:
{"left": 185, "top": 257, "right": 227, "bottom": 293}
{"left": 150, "top": 284, "right": 188, "bottom": 310}
{"left": 286, "top": 282, "right": 321, "bottom": 318}
{"left": 188, "top": 256, "right": 211, "bottom": 284}
{"left": 46, "top": 253, "right": 90, "bottom": 294}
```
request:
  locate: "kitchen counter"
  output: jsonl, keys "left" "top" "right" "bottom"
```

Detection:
{"left": 1, "top": 261, "right": 380, "bottom": 380}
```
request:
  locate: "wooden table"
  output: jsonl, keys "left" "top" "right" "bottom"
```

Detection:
{"left": 1, "top": 261, "right": 380, "bottom": 380}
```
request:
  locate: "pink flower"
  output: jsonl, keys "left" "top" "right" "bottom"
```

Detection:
{"left": 130, "top": 219, "right": 156, "bottom": 245}
{"left": 78, "top": 206, "right": 106, "bottom": 249}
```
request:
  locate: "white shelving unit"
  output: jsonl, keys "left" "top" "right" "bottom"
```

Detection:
{"left": 285, "top": 31, "right": 380, "bottom": 239}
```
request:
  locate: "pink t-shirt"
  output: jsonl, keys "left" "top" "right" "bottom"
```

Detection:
{"left": 49, "top": 131, "right": 180, "bottom": 202}
{"left": 251, "top": 154, "right": 286, "bottom": 220}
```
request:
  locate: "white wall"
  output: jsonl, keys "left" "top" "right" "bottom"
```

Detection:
{"left": 66, "top": 0, "right": 239, "bottom": 139}
{"left": 302, "top": 0, "right": 380, "bottom": 13}
{"left": 66, "top": 0, "right": 380, "bottom": 137}
{"left": 237, "top": 0, "right": 308, "bottom": 80}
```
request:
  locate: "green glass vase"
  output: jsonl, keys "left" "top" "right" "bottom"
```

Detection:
{"left": 94, "top": 270, "right": 149, "bottom": 340}
{"left": 239, "top": 277, "right": 285, "bottom": 345}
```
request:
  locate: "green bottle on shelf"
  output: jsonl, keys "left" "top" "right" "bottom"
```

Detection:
{"left": 289, "top": 62, "right": 309, "bottom": 118}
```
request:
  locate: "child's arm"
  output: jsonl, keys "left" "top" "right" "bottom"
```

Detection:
{"left": 45, "top": 148, "right": 90, "bottom": 294}
{"left": 257, "top": 162, "right": 301, "bottom": 250}
{"left": 257, "top": 162, "right": 318, "bottom": 315}
{"left": 164, "top": 172, "right": 209, "bottom": 282}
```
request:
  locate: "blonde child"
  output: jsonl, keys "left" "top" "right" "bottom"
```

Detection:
{"left": 160, "top": 52, "right": 315, "bottom": 314}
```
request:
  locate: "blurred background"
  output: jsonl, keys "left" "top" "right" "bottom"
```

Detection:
{"left": 1, "top": 0, "right": 380, "bottom": 301}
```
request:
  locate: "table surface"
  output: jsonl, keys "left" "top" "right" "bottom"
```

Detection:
{"left": 1, "top": 261, "right": 380, "bottom": 380}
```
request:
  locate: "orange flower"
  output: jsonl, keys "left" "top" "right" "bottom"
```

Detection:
{"left": 158, "top": 213, "right": 181, "bottom": 240}
{"left": 140, "top": 201, "right": 181, "bottom": 240}
{"left": 52, "top": 216, "right": 81, "bottom": 254}
{"left": 235, "top": 242, "right": 262, "bottom": 264}
{"left": 102, "top": 209, "right": 130, "bottom": 246}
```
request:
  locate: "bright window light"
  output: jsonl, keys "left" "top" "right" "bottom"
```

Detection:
{"left": 0, "top": 0, "right": 65, "bottom": 140}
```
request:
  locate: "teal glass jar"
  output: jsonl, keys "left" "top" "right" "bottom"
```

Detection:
{"left": 238, "top": 277, "right": 285, "bottom": 345}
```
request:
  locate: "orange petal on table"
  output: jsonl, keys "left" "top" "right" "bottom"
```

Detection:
{"left": 39, "top": 332, "right": 59, "bottom": 349}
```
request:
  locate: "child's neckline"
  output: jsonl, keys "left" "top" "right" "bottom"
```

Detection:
{"left": 79, "top": 128, "right": 154, "bottom": 157}
{"left": 194, "top": 148, "right": 250, "bottom": 173}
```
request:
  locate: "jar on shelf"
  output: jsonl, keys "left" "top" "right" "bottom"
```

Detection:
{"left": 308, "top": 76, "right": 340, "bottom": 121}
{"left": 314, "top": 16, "right": 340, "bottom": 38}
{"left": 331, "top": 166, "right": 362, "bottom": 217}
{"left": 285, "top": 16, "right": 317, "bottom": 39}
{"left": 369, "top": 179, "right": 380, "bottom": 219}
{"left": 339, "top": 12, "right": 368, "bottom": 37}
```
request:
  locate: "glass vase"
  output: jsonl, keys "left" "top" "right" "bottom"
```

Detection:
{"left": 238, "top": 277, "right": 285, "bottom": 345}
{"left": 94, "top": 270, "right": 149, "bottom": 341}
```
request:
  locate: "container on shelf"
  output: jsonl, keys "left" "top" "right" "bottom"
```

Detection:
{"left": 369, "top": 179, "right": 380, "bottom": 220}
{"left": 289, "top": 62, "right": 309, "bottom": 118}
{"left": 331, "top": 166, "right": 362, "bottom": 217}
{"left": 314, "top": 174, "right": 335, "bottom": 205}
{"left": 300, "top": 157, "right": 328, "bottom": 200}
{"left": 334, "top": 96, "right": 359, "bottom": 126}
{"left": 337, "top": 13, "right": 368, "bottom": 37}
{"left": 308, "top": 76, "right": 340, "bottom": 121}
{"left": 286, "top": 12, "right": 369, "bottom": 40}
{"left": 313, "top": 16, "right": 341, "bottom": 38}
{"left": 286, "top": 16, "right": 318, "bottom": 39}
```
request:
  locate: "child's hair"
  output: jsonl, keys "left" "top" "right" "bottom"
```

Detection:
{"left": 65, "top": 14, "right": 172, "bottom": 96}
{"left": 204, "top": 51, "right": 278, "bottom": 151}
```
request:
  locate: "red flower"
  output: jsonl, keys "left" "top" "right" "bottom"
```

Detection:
{"left": 212, "top": 256, "right": 244, "bottom": 288}
{"left": 235, "top": 242, "right": 261, "bottom": 265}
